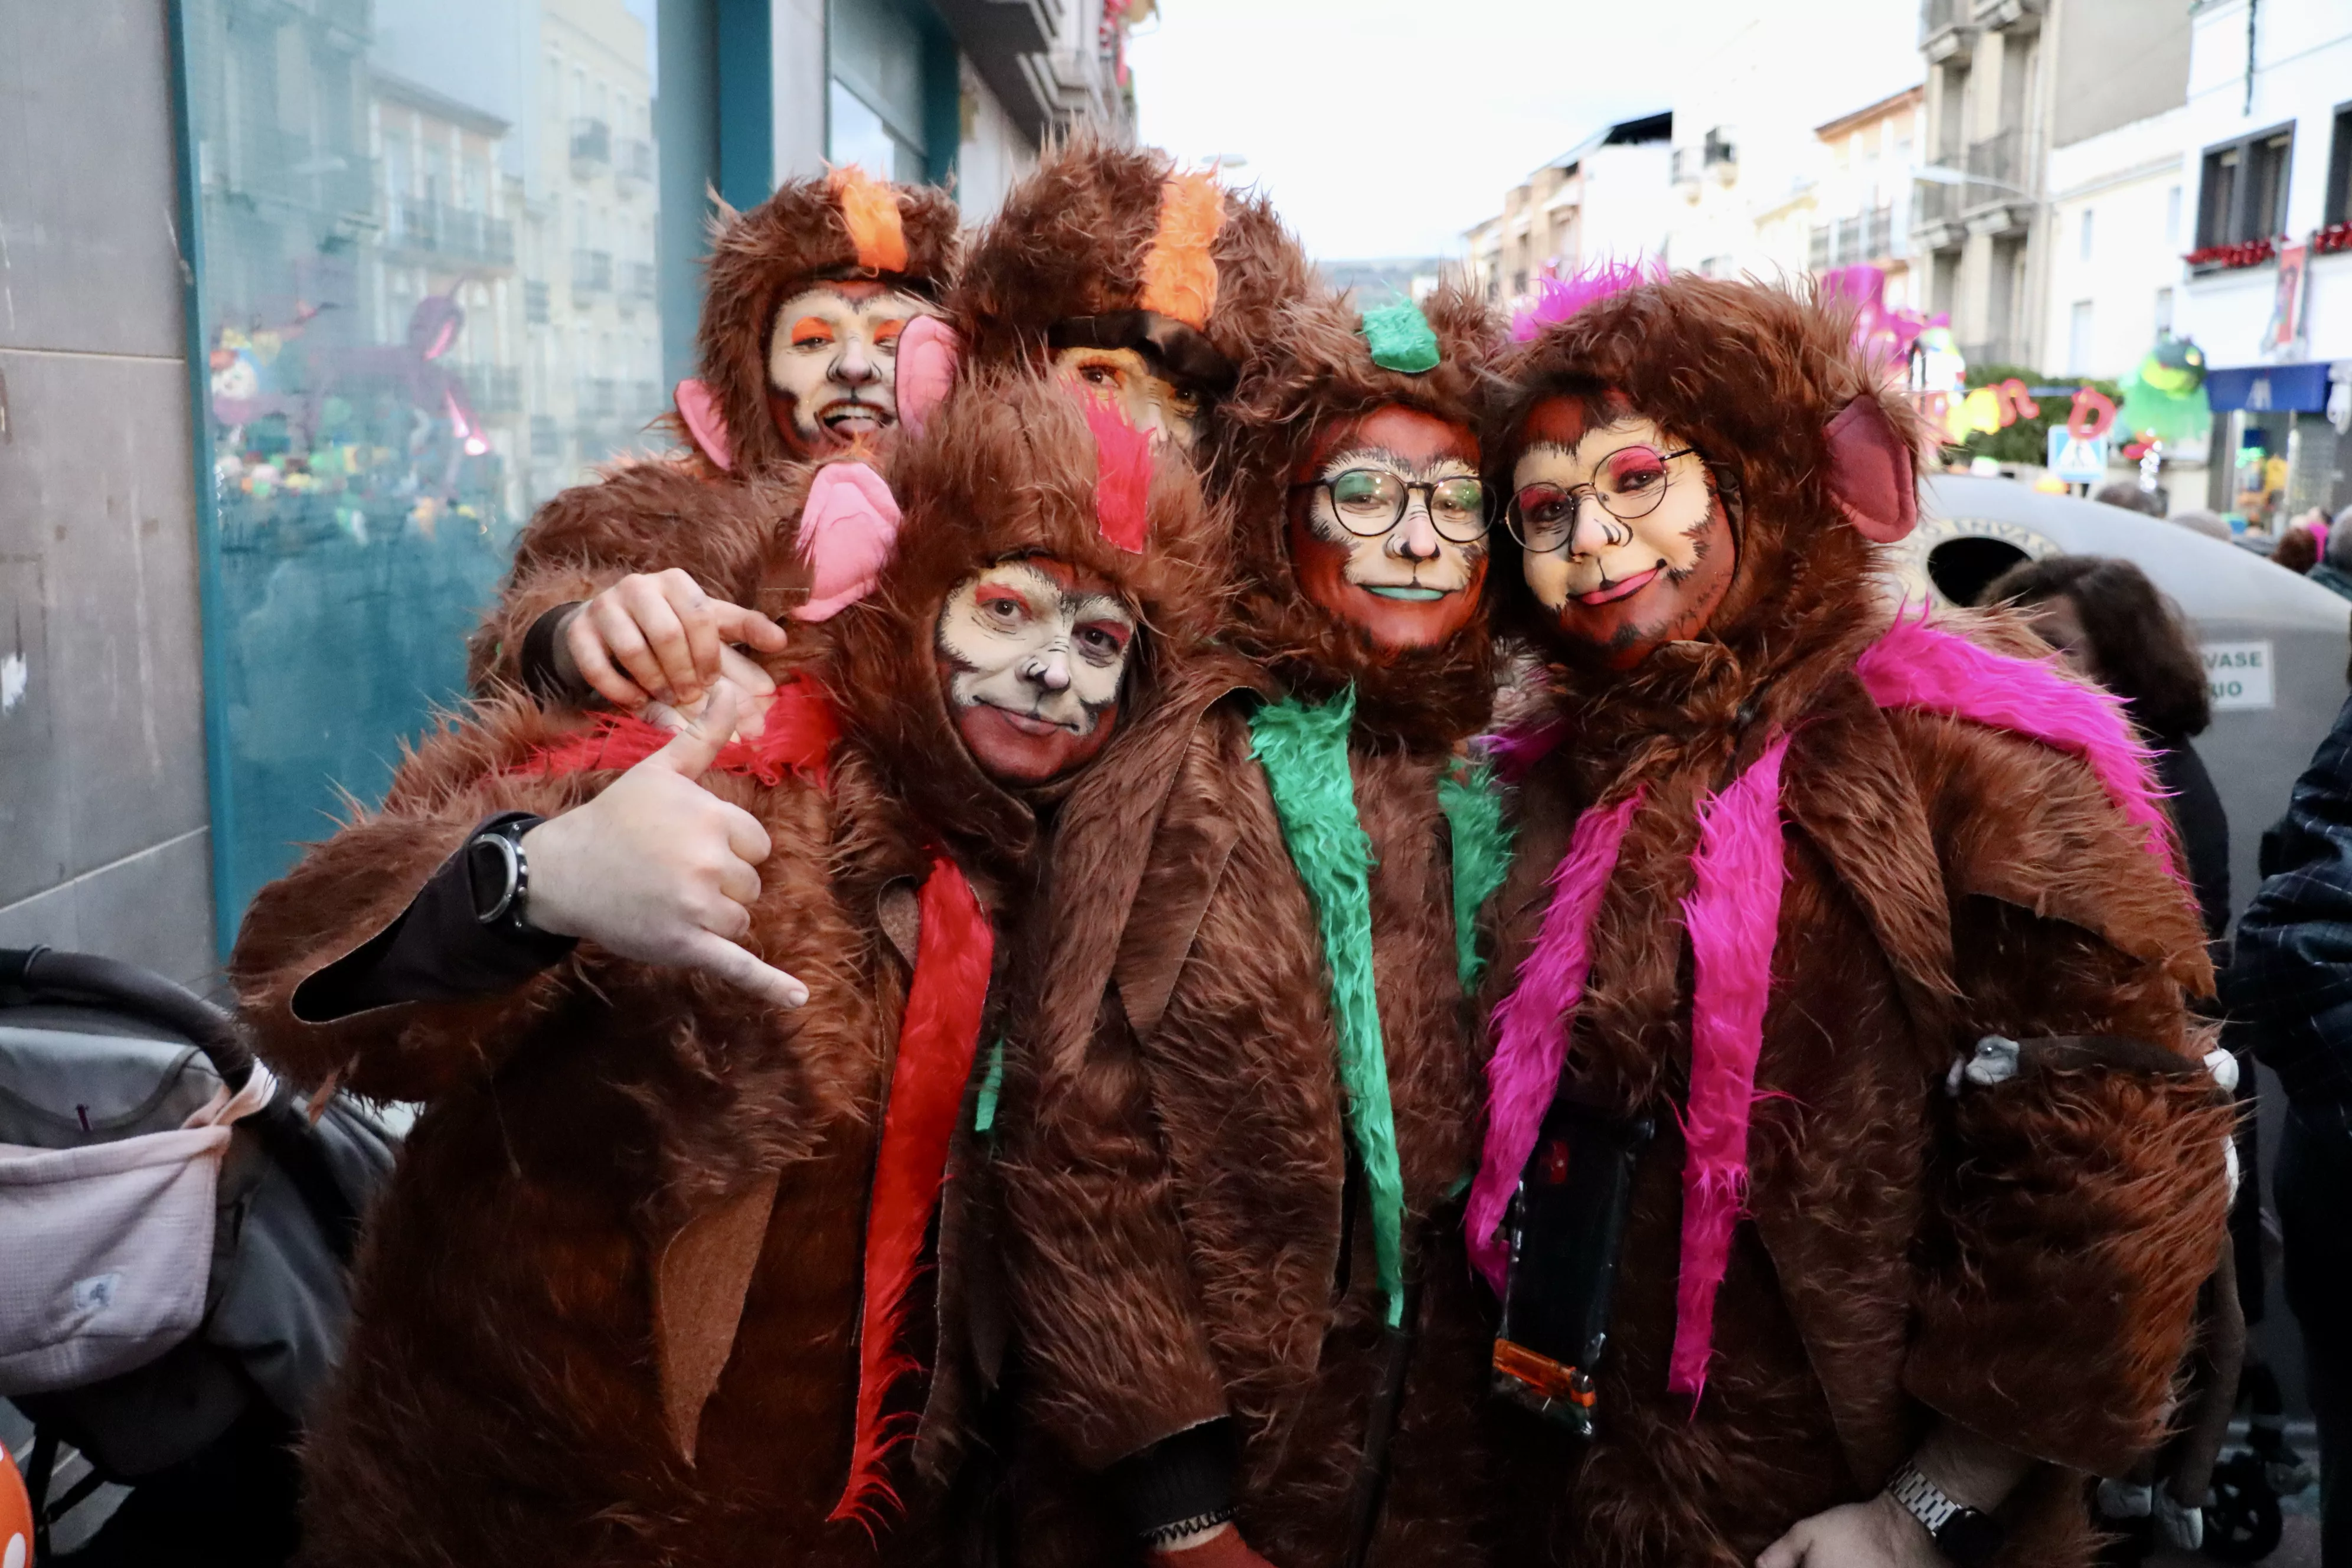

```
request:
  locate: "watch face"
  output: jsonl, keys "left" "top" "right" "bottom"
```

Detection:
{"left": 467, "top": 834, "right": 517, "bottom": 923}
{"left": 1936, "top": 1509, "right": 2005, "bottom": 1568}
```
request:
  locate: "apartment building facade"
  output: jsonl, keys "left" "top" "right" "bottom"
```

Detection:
{"left": 1912, "top": 0, "right": 2192, "bottom": 371}
{"left": 1811, "top": 86, "right": 1926, "bottom": 310}
{"left": 1461, "top": 112, "right": 1672, "bottom": 311}
{"left": 2173, "top": 0, "right": 2352, "bottom": 521}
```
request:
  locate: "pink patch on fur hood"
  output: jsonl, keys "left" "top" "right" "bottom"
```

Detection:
{"left": 792, "top": 462, "right": 901, "bottom": 621}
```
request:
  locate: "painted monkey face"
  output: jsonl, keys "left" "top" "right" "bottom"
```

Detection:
{"left": 1286, "top": 406, "right": 1488, "bottom": 651}
{"left": 1054, "top": 345, "right": 1203, "bottom": 455}
{"left": 936, "top": 558, "right": 1138, "bottom": 784}
{"left": 1511, "top": 399, "right": 1734, "bottom": 671}
{"left": 765, "top": 282, "right": 929, "bottom": 454}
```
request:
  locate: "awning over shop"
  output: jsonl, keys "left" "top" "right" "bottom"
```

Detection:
{"left": 2206, "top": 361, "right": 2333, "bottom": 413}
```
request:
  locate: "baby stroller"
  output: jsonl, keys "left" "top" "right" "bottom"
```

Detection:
{"left": 0, "top": 946, "right": 397, "bottom": 1564}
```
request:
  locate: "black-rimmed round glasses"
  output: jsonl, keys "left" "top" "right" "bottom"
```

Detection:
{"left": 1505, "top": 445, "right": 1698, "bottom": 554}
{"left": 1308, "top": 469, "right": 1491, "bottom": 544}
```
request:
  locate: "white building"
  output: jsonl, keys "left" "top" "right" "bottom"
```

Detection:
{"left": 2041, "top": 106, "right": 2192, "bottom": 382}
{"left": 1461, "top": 112, "right": 1672, "bottom": 311}
{"left": 1664, "top": 1, "right": 1917, "bottom": 282}
{"left": 2173, "top": 0, "right": 2352, "bottom": 521}
{"left": 1810, "top": 86, "right": 1926, "bottom": 311}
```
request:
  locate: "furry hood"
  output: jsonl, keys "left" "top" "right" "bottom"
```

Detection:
{"left": 1486, "top": 274, "right": 1928, "bottom": 746}
{"left": 694, "top": 171, "right": 961, "bottom": 478}
{"left": 949, "top": 134, "right": 1313, "bottom": 404}
{"left": 1210, "top": 282, "right": 1504, "bottom": 750}
{"left": 819, "top": 369, "right": 1231, "bottom": 884}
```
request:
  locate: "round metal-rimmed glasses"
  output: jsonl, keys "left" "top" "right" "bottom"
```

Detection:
{"left": 1506, "top": 445, "right": 1698, "bottom": 554}
{"left": 1309, "top": 469, "right": 1491, "bottom": 544}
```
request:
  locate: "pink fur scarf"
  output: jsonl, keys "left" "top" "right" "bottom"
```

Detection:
{"left": 1466, "top": 615, "right": 2174, "bottom": 1404}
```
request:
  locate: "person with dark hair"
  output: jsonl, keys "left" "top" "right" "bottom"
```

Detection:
{"left": 1980, "top": 555, "right": 2229, "bottom": 943}
{"left": 2275, "top": 526, "right": 2322, "bottom": 576}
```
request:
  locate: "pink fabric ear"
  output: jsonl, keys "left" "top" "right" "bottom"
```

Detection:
{"left": 1824, "top": 395, "right": 1917, "bottom": 543}
{"left": 894, "top": 315, "right": 960, "bottom": 439}
{"left": 674, "top": 378, "right": 733, "bottom": 472}
{"left": 792, "top": 462, "right": 901, "bottom": 621}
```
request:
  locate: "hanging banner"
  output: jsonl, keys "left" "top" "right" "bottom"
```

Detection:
{"left": 2266, "top": 242, "right": 2309, "bottom": 354}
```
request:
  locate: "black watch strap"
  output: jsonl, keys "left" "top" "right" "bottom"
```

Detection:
{"left": 466, "top": 812, "right": 544, "bottom": 933}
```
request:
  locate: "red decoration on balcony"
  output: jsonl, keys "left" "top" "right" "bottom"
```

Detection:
{"left": 2314, "top": 221, "right": 2352, "bottom": 257}
{"left": 2184, "top": 237, "right": 2277, "bottom": 271}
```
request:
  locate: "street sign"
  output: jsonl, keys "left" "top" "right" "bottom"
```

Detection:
{"left": 2203, "top": 640, "right": 2276, "bottom": 711}
{"left": 2047, "top": 425, "right": 2109, "bottom": 484}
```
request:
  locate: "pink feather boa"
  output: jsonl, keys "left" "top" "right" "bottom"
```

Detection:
{"left": 1856, "top": 613, "right": 2179, "bottom": 878}
{"left": 1466, "top": 790, "right": 1645, "bottom": 1292}
{"left": 1668, "top": 734, "right": 1790, "bottom": 1402}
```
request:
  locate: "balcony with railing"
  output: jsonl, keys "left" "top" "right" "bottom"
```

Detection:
{"left": 386, "top": 199, "right": 516, "bottom": 266}
{"left": 622, "top": 260, "right": 657, "bottom": 305}
{"left": 525, "top": 280, "right": 550, "bottom": 325}
{"left": 1810, "top": 205, "right": 1901, "bottom": 273}
{"left": 615, "top": 138, "right": 655, "bottom": 187}
{"left": 579, "top": 377, "right": 620, "bottom": 417}
{"left": 570, "top": 117, "right": 611, "bottom": 171}
{"left": 530, "top": 415, "right": 562, "bottom": 460}
{"left": 571, "top": 249, "right": 613, "bottom": 296}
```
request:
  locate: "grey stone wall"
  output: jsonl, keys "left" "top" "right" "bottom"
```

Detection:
{"left": 0, "top": 0, "right": 218, "bottom": 991}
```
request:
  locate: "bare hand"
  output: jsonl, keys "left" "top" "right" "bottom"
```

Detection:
{"left": 639, "top": 647, "right": 778, "bottom": 739}
{"left": 519, "top": 681, "right": 808, "bottom": 1008}
{"left": 558, "top": 569, "right": 789, "bottom": 711}
{"left": 1757, "top": 1493, "right": 1938, "bottom": 1568}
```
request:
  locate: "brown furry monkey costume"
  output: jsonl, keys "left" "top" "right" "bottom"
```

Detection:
{"left": 228, "top": 373, "right": 1225, "bottom": 1568}
{"left": 1469, "top": 275, "right": 2233, "bottom": 1568}
{"left": 463, "top": 169, "right": 958, "bottom": 694}
{"left": 997, "top": 282, "right": 1512, "bottom": 1568}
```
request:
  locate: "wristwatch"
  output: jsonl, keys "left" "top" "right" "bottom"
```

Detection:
{"left": 465, "top": 814, "right": 545, "bottom": 935}
{"left": 1885, "top": 1461, "right": 2005, "bottom": 1568}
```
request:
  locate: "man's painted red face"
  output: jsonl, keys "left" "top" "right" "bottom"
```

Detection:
{"left": 1510, "top": 396, "right": 1735, "bottom": 670}
{"left": 936, "top": 558, "right": 1136, "bottom": 784}
{"left": 1286, "top": 406, "right": 1488, "bottom": 651}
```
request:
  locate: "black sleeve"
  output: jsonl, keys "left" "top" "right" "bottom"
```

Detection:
{"left": 2155, "top": 740, "right": 2231, "bottom": 943}
{"left": 290, "top": 812, "right": 577, "bottom": 1023}
{"left": 2224, "top": 694, "right": 2352, "bottom": 1105}
{"left": 1102, "top": 1419, "right": 1238, "bottom": 1544}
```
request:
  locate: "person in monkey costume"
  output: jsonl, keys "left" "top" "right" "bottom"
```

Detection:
{"left": 226, "top": 370, "right": 1226, "bottom": 1568}
{"left": 1465, "top": 270, "right": 2236, "bottom": 1568}
{"left": 943, "top": 133, "right": 1315, "bottom": 458}
{"left": 995, "top": 281, "right": 1511, "bottom": 1568}
{"left": 462, "top": 164, "right": 959, "bottom": 710}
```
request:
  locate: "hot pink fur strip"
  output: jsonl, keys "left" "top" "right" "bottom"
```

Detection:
{"left": 1510, "top": 257, "right": 1667, "bottom": 342}
{"left": 1854, "top": 615, "right": 2180, "bottom": 877}
{"left": 1668, "top": 734, "right": 1791, "bottom": 1403}
{"left": 1466, "top": 789, "right": 1645, "bottom": 1293}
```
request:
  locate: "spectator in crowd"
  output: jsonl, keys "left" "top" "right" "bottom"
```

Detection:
{"left": 2309, "top": 511, "right": 2352, "bottom": 603}
{"left": 2096, "top": 480, "right": 2169, "bottom": 518}
{"left": 2167, "top": 508, "right": 2233, "bottom": 541}
{"left": 2274, "top": 524, "right": 2322, "bottom": 576}
{"left": 1982, "top": 556, "right": 2227, "bottom": 939}
{"left": 2226, "top": 703, "right": 2352, "bottom": 1568}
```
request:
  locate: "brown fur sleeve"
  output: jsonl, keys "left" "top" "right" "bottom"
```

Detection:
{"left": 466, "top": 460, "right": 813, "bottom": 695}
{"left": 997, "top": 718, "right": 1237, "bottom": 1471}
{"left": 228, "top": 703, "right": 604, "bottom": 1102}
{"left": 1889, "top": 712, "right": 2233, "bottom": 1475}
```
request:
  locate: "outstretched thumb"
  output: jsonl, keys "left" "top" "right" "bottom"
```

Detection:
{"left": 646, "top": 679, "right": 744, "bottom": 780}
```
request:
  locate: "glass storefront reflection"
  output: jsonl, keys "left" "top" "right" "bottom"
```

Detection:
{"left": 180, "top": 0, "right": 668, "bottom": 925}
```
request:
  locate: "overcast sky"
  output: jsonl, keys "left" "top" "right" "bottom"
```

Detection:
{"left": 1126, "top": 0, "right": 1924, "bottom": 262}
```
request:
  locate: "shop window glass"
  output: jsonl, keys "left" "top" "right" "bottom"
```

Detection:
{"left": 178, "top": 0, "right": 675, "bottom": 930}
